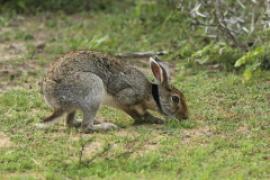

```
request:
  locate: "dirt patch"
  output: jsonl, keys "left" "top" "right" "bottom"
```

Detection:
{"left": 134, "top": 136, "right": 162, "bottom": 157}
{"left": 181, "top": 126, "right": 214, "bottom": 144}
{"left": 83, "top": 141, "right": 104, "bottom": 158}
{"left": 116, "top": 128, "right": 140, "bottom": 138}
{"left": 0, "top": 42, "right": 26, "bottom": 62}
{"left": 117, "top": 129, "right": 165, "bottom": 158}
{"left": 1, "top": 173, "right": 44, "bottom": 180}
{"left": 0, "top": 132, "right": 13, "bottom": 148}
{"left": 0, "top": 64, "right": 23, "bottom": 79}
{"left": 0, "top": 59, "right": 41, "bottom": 92}
{"left": 236, "top": 125, "right": 250, "bottom": 135}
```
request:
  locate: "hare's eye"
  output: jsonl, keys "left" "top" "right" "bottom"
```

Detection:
{"left": 171, "top": 95, "right": 180, "bottom": 104}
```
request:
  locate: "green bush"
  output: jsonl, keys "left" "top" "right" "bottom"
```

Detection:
{"left": 234, "top": 44, "right": 270, "bottom": 80}
{"left": 190, "top": 42, "right": 243, "bottom": 70}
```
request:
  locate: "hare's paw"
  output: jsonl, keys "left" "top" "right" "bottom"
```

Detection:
{"left": 82, "top": 123, "right": 118, "bottom": 133}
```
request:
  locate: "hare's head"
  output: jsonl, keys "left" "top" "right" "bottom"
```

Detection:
{"left": 150, "top": 57, "right": 188, "bottom": 120}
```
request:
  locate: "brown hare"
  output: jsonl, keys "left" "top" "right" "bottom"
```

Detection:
{"left": 37, "top": 51, "right": 188, "bottom": 133}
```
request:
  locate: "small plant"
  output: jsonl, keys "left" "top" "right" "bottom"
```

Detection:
{"left": 234, "top": 44, "right": 270, "bottom": 80}
{"left": 190, "top": 42, "right": 243, "bottom": 70}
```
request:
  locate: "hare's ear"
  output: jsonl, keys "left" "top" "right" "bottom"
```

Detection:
{"left": 150, "top": 57, "right": 169, "bottom": 86}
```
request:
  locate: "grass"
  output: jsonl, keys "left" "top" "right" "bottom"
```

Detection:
{"left": 0, "top": 4, "right": 270, "bottom": 179}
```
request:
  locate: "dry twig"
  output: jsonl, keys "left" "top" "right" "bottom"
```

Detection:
{"left": 214, "top": 0, "right": 248, "bottom": 51}
{"left": 116, "top": 51, "right": 168, "bottom": 58}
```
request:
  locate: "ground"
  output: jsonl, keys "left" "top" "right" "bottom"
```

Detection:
{"left": 0, "top": 12, "right": 269, "bottom": 180}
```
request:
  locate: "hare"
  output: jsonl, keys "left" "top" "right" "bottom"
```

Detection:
{"left": 38, "top": 51, "right": 188, "bottom": 133}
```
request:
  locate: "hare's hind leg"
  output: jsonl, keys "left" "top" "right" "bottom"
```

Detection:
{"left": 81, "top": 107, "right": 118, "bottom": 133}
{"left": 66, "top": 111, "right": 81, "bottom": 128}
{"left": 36, "top": 109, "right": 64, "bottom": 129}
{"left": 43, "top": 109, "right": 64, "bottom": 123}
{"left": 76, "top": 72, "right": 118, "bottom": 133}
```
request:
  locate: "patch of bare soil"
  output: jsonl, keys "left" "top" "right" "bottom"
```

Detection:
{"left": 82, "top": 141, "right": 103, "bottom": 158}
{"left": 79, "top": 127, "right": 166, "bottom": 160}
{"left": 115, "top": 128, "right": 165, "bottom": 158}
{"left": 0, "top": 132, "right": 13, "bottom": 148}
{"left": 0, "top": 58, "right": 41, "bottom": 92}
{"left": 116, "top": 128, "right": 140, "bottom": 138}
{"left": 1, "top": 173, "right": 44, "bottom": 180}
{"left": 236, "top": 125, "right": 250, "bottom": 135}
{"left": 0, "top": 42, "right": 28, "bottom": 91}
{"left": 181, "top": 126, "right": 214, "bottom": 144}
{"left": 0, "top": 42, "right": 26, "bottom": 62}
{"left": 0, "top": 21, "right": 47, "bottom": 92}
{"left": 132, "top": 135, "right": 163, "bottom": 157}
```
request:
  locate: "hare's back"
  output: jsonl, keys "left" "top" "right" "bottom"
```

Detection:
{"left": 45, "top": 51, "right": 121, "bottom": 80}
{"left": 43, "top": 51, "right": 149, "bottom": 106}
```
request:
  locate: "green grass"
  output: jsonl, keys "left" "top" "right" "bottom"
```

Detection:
{"left": 0, "top": 5, "right": 269, "bottom": 179}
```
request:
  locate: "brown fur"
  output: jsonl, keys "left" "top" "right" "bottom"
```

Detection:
{"left": 39, "top": 51, "right": 188, "bottom": 132}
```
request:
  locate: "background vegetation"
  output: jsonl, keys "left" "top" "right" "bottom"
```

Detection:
{"left": 0, "top": 0, "right": 269, "bottom": 179}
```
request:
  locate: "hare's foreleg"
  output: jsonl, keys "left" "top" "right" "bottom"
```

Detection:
{"left": 125, "top": 109, "right": 164, "bottom": 125}
{"left": 141, "top": 112, "right": 164, "bottom": 124}
{"left": 116, "top": 88, "right": 164, "bottom": 125}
